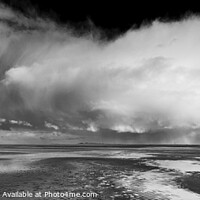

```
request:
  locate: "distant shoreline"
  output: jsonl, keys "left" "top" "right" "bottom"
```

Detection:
{"left": 0, "top": 144, "right": 200, "bottom": 148}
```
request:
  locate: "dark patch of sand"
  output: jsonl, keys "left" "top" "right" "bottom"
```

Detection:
{"left": 175, "top": 172, "right": 200, "bottom": 194}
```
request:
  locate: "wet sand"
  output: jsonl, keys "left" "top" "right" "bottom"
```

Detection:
{"left": 0, "top": 146, "right": 200, "bottom": 199}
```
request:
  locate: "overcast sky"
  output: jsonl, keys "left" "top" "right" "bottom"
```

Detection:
{"left": 1, "top": 3, "right": 200, "bottom": 144}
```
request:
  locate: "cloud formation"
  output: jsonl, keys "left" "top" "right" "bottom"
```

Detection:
{"left": 1, "top": 4, "right": 200, "bottom": 137}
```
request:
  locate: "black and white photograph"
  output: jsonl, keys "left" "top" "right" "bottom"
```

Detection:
{"left": 1, "top": 1, "right": 200, "bottom": 199}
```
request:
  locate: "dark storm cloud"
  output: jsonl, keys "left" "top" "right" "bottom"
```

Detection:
{"left": 1, "top": 4, "right": 200, "bottom": 145}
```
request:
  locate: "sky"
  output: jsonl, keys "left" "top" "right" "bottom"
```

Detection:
{"left": 1, "top": 2, "right": 200, "bottom": 144}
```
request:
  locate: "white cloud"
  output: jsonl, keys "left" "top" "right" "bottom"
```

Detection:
{"left": 1, "top": 5, "right": 200, "bottom": 134}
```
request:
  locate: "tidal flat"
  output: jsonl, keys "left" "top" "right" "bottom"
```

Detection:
{"left": 0, "top": 145, "right": 200, "bottom": 199}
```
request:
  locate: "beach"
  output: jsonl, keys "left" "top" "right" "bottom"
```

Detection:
{"left": 0, "top": 145, "right": 200, "bottom": 199}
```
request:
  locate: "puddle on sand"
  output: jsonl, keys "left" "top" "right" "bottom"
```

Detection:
{"left": 146, "top": 160, "right": 200, "bottom": 173}
{"left": 0, "top": 159, "right": 29, "bottom": 173}
{"left": 108, "top": 151, "right": 154, "bottom": 159}
{"left": 116, "top": 169, "right": 200, "bottom": 200}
